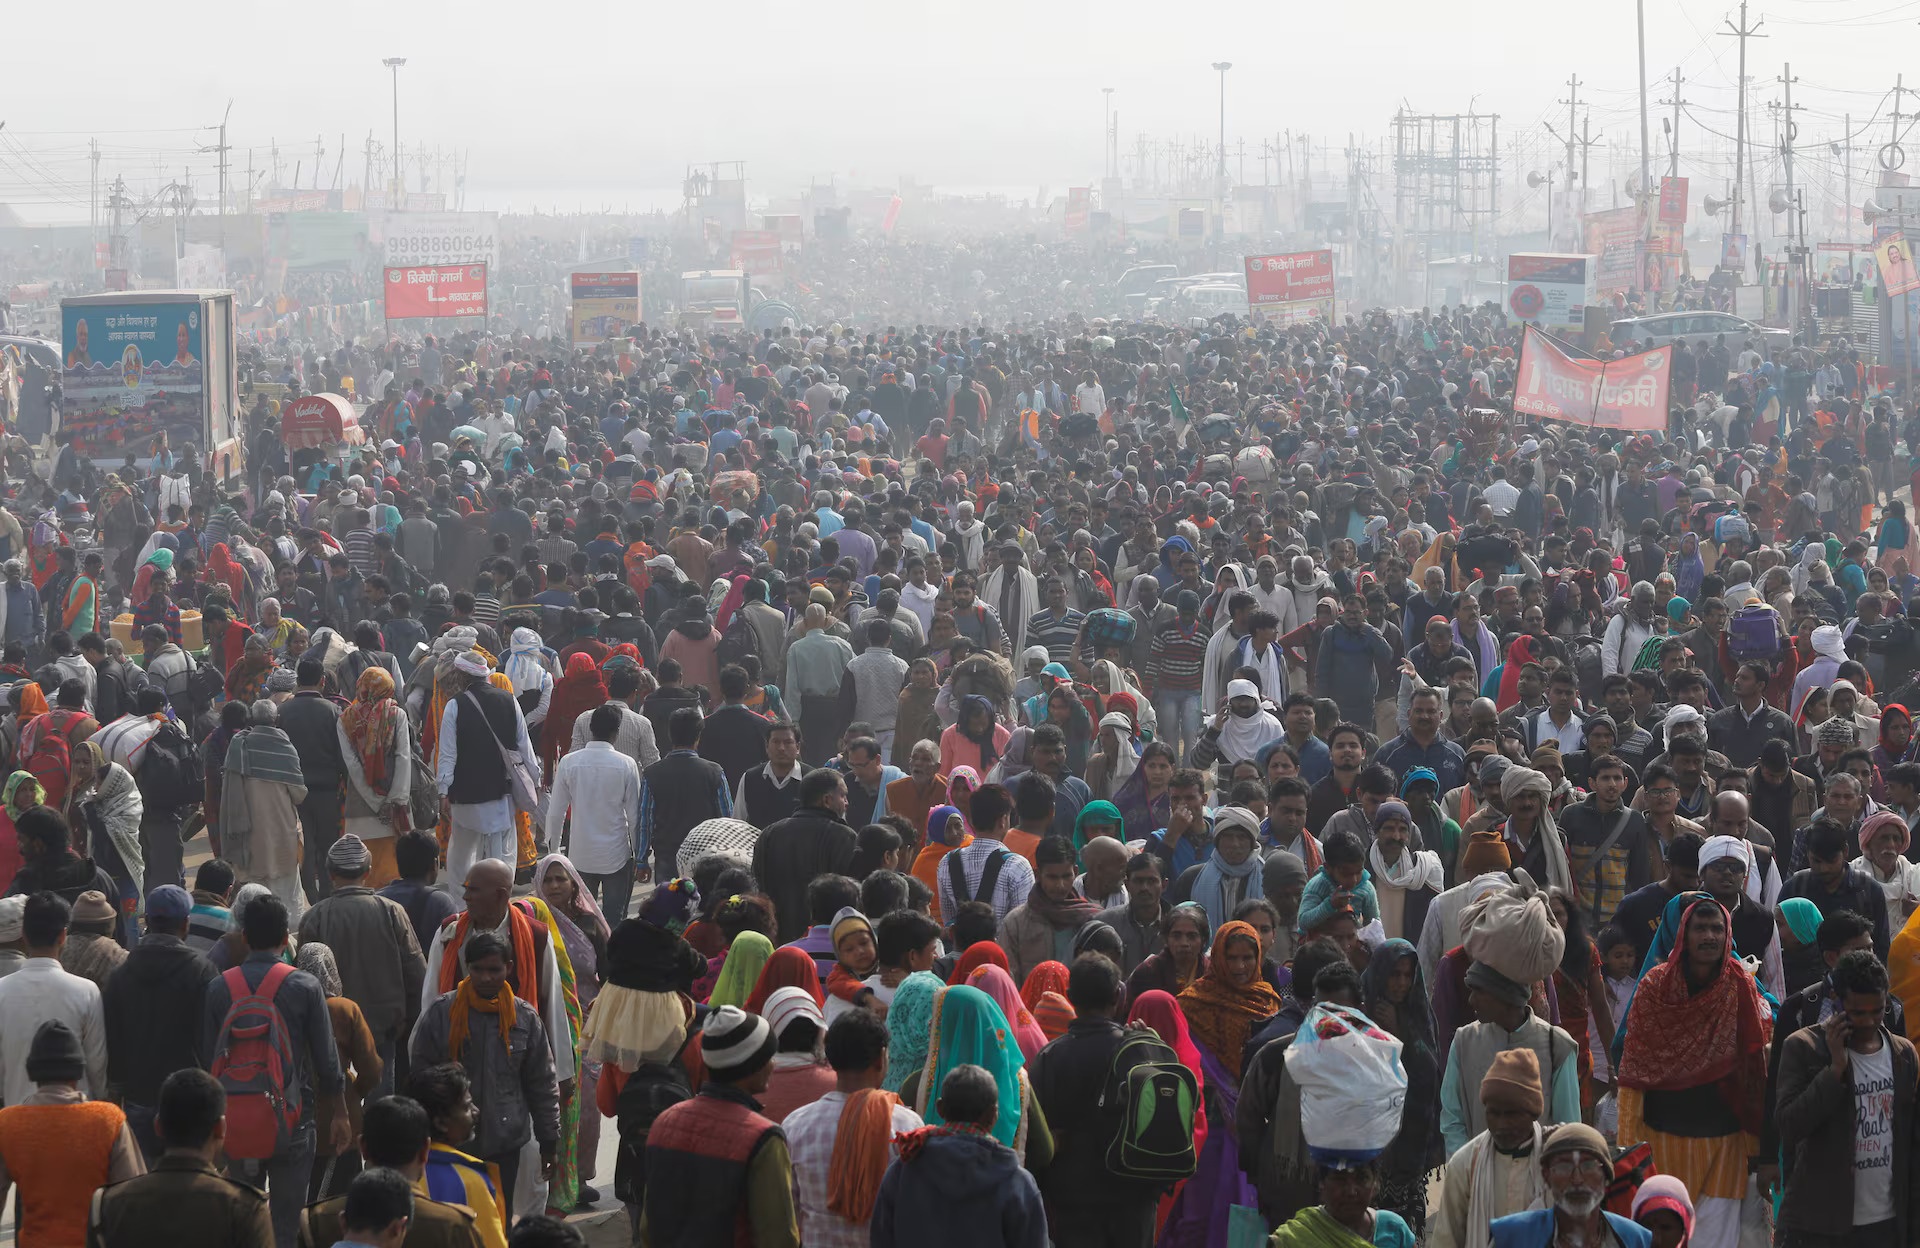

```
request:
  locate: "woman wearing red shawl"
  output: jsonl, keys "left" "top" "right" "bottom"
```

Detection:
{"left": 1128, "top": 988, "right": 1209, "bottom": 1232}
{"left": 1493, "top": 634, "right": 1540, "bottom": 711}
{"left": 542, "top": 653, "right": 608, "bottom": 779}
{"left": 742, "top": 946, "right": 825, "bottom": 1015}
{"left": 205, "top": 542, "right": 248, "bottom": 610}
{"left": 339, "top": 666, "right": 410, "bottom": 887}
{"left": 1019, "top": 960, "right": 1071, "bottom": 1014}
{"left": 945, "top": 940, "right": 1009, "bottom": 986}
{"left": 966, "top": 963, "right": 1048, "bottom": 1061}
{"left": 1615, "top": 898, "right": 1772, "bottom": 1248}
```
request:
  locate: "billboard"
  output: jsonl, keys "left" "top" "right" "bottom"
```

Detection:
{"left": 1876, "top": 231, "right": 1920, "bottom": 298}
{"left": 1506, "top": 253, "right": 1593, "bottom": 331}
{"left": 1065, "top": 187, "right": 1091, "bottom": 233}
{"left": 61, "top": 300, "right": 205, "bottom": 455}
{"left": 1244, "top": 250, "right": 1336, "bottom": 306}
{"left": 1658, "top": 177, "right": 1689, "bottom": 225}
{"left": 730, "top": 230, "right": 782, "bottom": 276}
{"left": 1583, "top": 207, "right": 1641, "bottom": 294}
{"left": 570, "top": 271, "right": 641, "bottom": 345}
{"left": 1513, "top": 326, "right": 1671, "bottom": 432}
{"left": 380, "top": 212, "right": 500, "bottom": 270}
{"left": 384, "top": 264, "right": 489, "bottom": 320}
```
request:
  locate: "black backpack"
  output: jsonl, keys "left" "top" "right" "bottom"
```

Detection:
{"left": 137, "top": 719, "right": 204, "bottom": 812}
{"left": 613, "top": 1051, "right": 693, "bottom": 1204}
{"left": 715, "top": 610, "right": 759, "bottom": 670}
{"left": 186, "top": 659, "right": 225, "bottom": 715}
{"left": 1097, "top": 1031, "right": 1199, "bottom": 1183}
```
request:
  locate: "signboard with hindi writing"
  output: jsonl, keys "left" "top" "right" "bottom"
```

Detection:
{"left": 1512, "top": 326, "right": 1670, "bottom": 432}
{"left": 384, "top": 264, "right": 489, "bottom": 320}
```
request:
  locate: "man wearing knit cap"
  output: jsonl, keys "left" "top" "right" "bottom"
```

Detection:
{"left": 0, "top": 1019, "right": 146, "bottom": 1247}
{"left": 1441, "top": 958, "right": 1581, "bottom": 1154}
{"left": 1431, "top": 1049, "right": 1550, "bottom": 1248}
{"left": 60, "top": 890, "right": 126, "bottom": 989}
{"left": 298, "top": 833, "right": 427, "bottom": 1100}
{"left": 639, "top": 1004, "right": 798, "bottom": 1247}
{"left": 1488, "top": 1123, "right": 1651, "bottom": 1248}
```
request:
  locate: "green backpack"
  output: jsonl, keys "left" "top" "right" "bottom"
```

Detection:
{"left": 1097, "top": 1031, "right": 1199, "bottom": 1183}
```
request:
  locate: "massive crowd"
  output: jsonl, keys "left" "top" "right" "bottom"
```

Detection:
{"left": 0, "top": 287, "right": 1908, "bottom": 1248}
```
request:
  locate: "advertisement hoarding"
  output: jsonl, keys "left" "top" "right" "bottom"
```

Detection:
{"left": 1513, "top": 326, "right": 1670, "bottom": 432}
{"left": 60, "top": 300, "right": 204, "bottom": 455}
{"left": 384, "top": 264, "right": 489, "bottom": 320}
{"left": 730, "top": 230, "right": 782, "bottom": 277}
{"left": 1658, "top": 177, "right": 1689, "bottom": 225}
{"left": 380, "top": 212, "right": 500, "bottom": 270}
{"left": 1583, "top": 207, "right": 1641, "bottom": 294}
{"left": 1505, "top": 253, "right": 1594, "bottom": 331}
{"left": 1876, "top": 231, "right": 1920, "bottom": 298}
{"left": 1244, "top": 250, "right": 1336, "bottom": 306}
{"left": 1065, "top": 187, "right": 1091, "bottom": 233}
{"left": 570, "top": 271, "right": 641, "bottom": 345}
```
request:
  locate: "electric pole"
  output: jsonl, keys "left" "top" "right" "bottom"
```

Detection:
{"left": 1721, "top": 1, "right": 1765, "bottom": 250}
{"left": 199, "top": 101, "right": 232, "bottom": 250}
{"left": 1659, "top": 68, "right": 1685, "bottom": 180}
{"left": 1635, "top": 0, "right": 1651, "bottom": 200}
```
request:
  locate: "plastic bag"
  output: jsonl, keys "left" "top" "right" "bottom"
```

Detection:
{"left": 1461, "top": 869, "right": 1566, "bottom": 987}
{"left": 1288, "top": 1002, "right": 1407, "bottom": 1162}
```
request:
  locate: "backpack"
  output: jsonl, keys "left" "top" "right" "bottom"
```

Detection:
{"left": 715, "top": 610, "right": 759, "bottom": 670}
{"left": 948, "top": 844, "right": 1011, "bottom": 908}
{"left": 408, "top": 736, "right": 440, "bottom": 831}
{"left": 1571, "top": 636, "right": 1605, "bottom": 707}
{"left": 22, "top": 709, "right": 88, "bottom": 807}
{"left": 210, "top": 962, "right": 303, "bottom": 1161}
{"left": 1097, "top": 1031, "right": 1199, "bottom": 1182}
{"left": 137, "top": 719, "right": 204, "bottom": 811}
{"left": 613, "top": 1049, "right": 693, "bottom": 1202}
{"left": 1728, "top": 604, "right": 1784, "bottom": 662}
{"left": 187, "top": 658, "right": 226, "bottom": 713}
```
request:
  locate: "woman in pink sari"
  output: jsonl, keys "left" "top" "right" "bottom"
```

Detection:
{"left": 966, "top": 963, "right": 1049, "bottom": 1061}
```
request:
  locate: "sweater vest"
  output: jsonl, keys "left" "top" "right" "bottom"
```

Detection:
{"left": 740, "top": 768, "right": 802, "bottom": 828}
{"left": 448, "top": 683, "right": 518, "bottom": 805}
{"left": 644, "top": 1089, "right": 781, "bottom": 1247}
{"left": 0, "top": 1100, "right": 124, "bottom": 1245}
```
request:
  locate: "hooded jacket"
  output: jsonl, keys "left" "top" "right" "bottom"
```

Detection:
{"left": 870, "top": 1128, "right": 1048, "bottom": 1248}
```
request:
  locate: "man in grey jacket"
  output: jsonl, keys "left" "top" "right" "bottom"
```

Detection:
{"left": 409, "top": 930, "right": 559, "bottom": 1219}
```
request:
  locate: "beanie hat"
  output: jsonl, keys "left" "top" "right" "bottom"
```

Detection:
{"left": 761, "top": 986, "right": 825, "bottom": 1042}
{"left": 25, "top": 1020, "right": 85, "bottom": 1085}
{"left": 327, "top": 833, "right": 373, "bottom": 877}
{"left": 69, "top": 890, "right": 117, "bottom": 933}
{"left": 1541, "top": 1121, "right": 1612, "bottom": 1165}
{"left": 1465, "top": 959, "right": 1531, "bottom": 1009}
{"left": 1031, "top": 990, "right": 1076, "bottom": 1041}
{"left": 637, "top": 878, "right": 699, "bottom": 934}
{"left": 831, "top": 906, "right": 873, "bottom": 954}
{"left": 1459, "top": 828, "right": 1512, "bottom": 876}
{"left": 701, "top": 1005, "right": 776, "bottom": 1081}
{"left": 1479, "top": 1047, "right": 1544, "bottom": 1116}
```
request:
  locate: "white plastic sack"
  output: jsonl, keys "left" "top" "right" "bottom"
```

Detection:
{"left": 1234, "top": 444, "right": 1276, "bottom": 483}
{"left": 1288, "top": 1002, "right": 1407, "bottom": 1160}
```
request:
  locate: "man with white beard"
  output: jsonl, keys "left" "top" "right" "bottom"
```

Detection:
{"left": 1487, "top": 1124, "right": 1653, "bottom": 1248}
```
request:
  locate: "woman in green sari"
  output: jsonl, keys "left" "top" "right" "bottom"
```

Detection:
{"left": 1268, "top": 1160, "right": 1415, "bottom": 1248}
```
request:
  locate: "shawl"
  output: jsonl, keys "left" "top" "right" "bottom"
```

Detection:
{"left": 225, "top": 726, "right": 305, "bottom": 788}
{"left": 1615, "top": 899, "right": 1773, "bottom": 1134}
{"left": 1112, "top": 761, "right": 1172, "bottom": 844}
{"left": 883, "top": 971, "right": 942, "bottom": 1093}
{"left": 827, "top": 1087, "right": 901, "bottom": 1223}
{"left": 502, "top": 627, "right": 557, "bottom": 700}
{"left": 1021, "top": 878, "right": 1104, "bottom": 933}
{"left": 1494, "top": 635, "right": 1536, "bottom": 711}
{"left": 1178, "top": 921, "right": 1283, "bottom": 1081}
{"left": 206, "top": 543, "right": 247, "bottom": 605}
{"left": 916, "top": 985, "right": 1028, "bottom": 1151}
{"left": 743, "top": 946, "right": 825, "bottom": 1016}
{"left": 1499, "top": 766, "right": 1572, "bottom": 893}
{"left": 708, "top": 931, "right": 774, "bottom": 1008}
{"left": 947, "top": 940, "right": 1010, "bottom": 986}
{"left": 81, "top": 754, "right": 145, "bottom": 898}
{"left": 1361, "top": 938, "right": 1437, "bottom": 1059}
{"left": 1217, "top": 703, "right": 1285, "bottom": 765}
{"left": 16, "top": 684, "right": 47, "bottom": 722}
{"left": 449, "top": 978, "right": 517, "bottom": 1063}
{"left": 958, "top": 696, "right": 1004, "bottom": 771}
{"left": 543, "top": 654, "right": 608, "bottom": 774}
{"left": 1270, "top": 1204, "right": 1410, "bottom": 1248}
{"left": 1191, "top": 812, "right": 1267, "bottom": 931}
{"left": 1675, "top": 534, "right": 1706, "bottom": 603}
{"left": 966, "top": 963, "right": 1049, "bottom": 1061}
{"left": 534, "top": 853, "right": 611, "bottom": 945}
{"left": 1019, "top": 961, "right": 1071, "bottom": 1013}
{"left": 340, "top": 667, "right": 400, "bottom": 792}
{"left": 1071, "top": 799, "right": 1124, "bottom": 864}
{"left": 1464, "top": 1124, "right": 1547, "bottom": 1248}
{"left": 295, "top": 941, "right": 344, "bottom": 996}
{"left": 437, "top": 900, "right": 542, "bottom": 998}
{"left": 226, "top": 650, "right": 274, "bottom": 703}
{"left": 3, "top": 770, "right": 42, "bottom": 816}
{"left": 947, "top": 768, "right": 982, "bottom": 835}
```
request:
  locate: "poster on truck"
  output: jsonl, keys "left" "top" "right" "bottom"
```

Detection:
{"left": 60, "top": 301, "right": 204, "bottom": 456}
{"left": 570, "top": 271, "right": 641, "bottom": 345}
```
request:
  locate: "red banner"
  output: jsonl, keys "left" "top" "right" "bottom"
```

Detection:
{"left": 1244, "top": 250, "right": 1335, "bottom": 305}
{"left": 384, "top": 264, "right": 488, "bottom": 320}
{"left": 1658, "top": 176, "right": 1689, "bottom": 225}
{"left": 1513, "top": 326, "right": 1671, "bottom": 432}
{"left": 731, "top": 230, "right": 782, "bottom": 275}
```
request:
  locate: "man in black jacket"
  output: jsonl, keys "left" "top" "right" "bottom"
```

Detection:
{"left": 1028, "top": 953, "right": 1172, "bottom": 1247}
{"left": 636, "top": 708, "right": 731, "bottom": 888}
{"left": 698, "top": 665, "right": 770, "bottom": 790}
{"left": 101, "top": 884, "right": 216, "bottom": 1161}
{"left": 278, "top": 659, "right": 347, "bottom": 901}
{"left": 753, "top": 768, "right": 859, "bottom": 945}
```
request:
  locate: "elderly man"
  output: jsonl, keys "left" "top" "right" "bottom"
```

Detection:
{"left": 1498, "top": 765, "right": 1571, "bottom": 894}
{"left": 1440, "top": 957, "right": 1582, "bottom": 1155}
{"left": 1488, "top": 1124, "right": 1652, "bottom": 1248}
{"left": 1602, "top": 583, "right": 1657, "bottom": 679}
{"left": 218, "top": 700, "right": 308, "bottom": 915}
{"left": 433, "top": 650, "right": 536, "bottom": 891}
{"left": 1615, "top": 897, "right": 1772, "bottom": 1248}
{"left": 1432, "top": 1050, "right": 1550, "bottom": 1248}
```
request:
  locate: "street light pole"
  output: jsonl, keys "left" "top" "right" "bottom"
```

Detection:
{"left": 1102, "top": 87, "right": 1115, "bottom": 180}
{"left": 383, "top": 57, "right": 407, "bottom": 205}
{"left": 1212, "top": 62, "right": 1232, "bottom": 250}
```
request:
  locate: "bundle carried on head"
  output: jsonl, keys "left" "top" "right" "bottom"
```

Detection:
{"left": 1460, "top": 867, "right": 1566, "bottom": 989}
{"left": 948, "top": 651, "right": 1014, "bottom": 708}
{"left": 1287, "top": 1001, "right": 1408, "bottom": 1165}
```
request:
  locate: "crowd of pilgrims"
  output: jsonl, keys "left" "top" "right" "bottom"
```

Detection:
{"left": 0, "top": 300, "right": 1911, "bottom": 1248}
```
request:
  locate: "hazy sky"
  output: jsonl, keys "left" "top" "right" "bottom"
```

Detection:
{"left": 2, "top": 0, "right": 1914, "bottom": 220}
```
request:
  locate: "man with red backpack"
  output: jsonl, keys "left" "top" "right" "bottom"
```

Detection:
{"left": 19, "top": 678, "right": 99, "bottom": 809}
{"left": 200, "top": 892, "right": 350, "bottom": 1246}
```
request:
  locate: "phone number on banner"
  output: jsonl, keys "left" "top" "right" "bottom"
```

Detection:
{"left": 384, "top": 235, "right": 495, "bottom": 266}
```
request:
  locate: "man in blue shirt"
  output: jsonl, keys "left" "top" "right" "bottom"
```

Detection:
{"left": 1377, "top": 686, "right": 1469, "bottom": 794}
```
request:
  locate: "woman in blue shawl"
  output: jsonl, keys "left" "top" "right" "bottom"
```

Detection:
{"left": 1673, "top": 533, "right": 1706, "bottom": 604}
